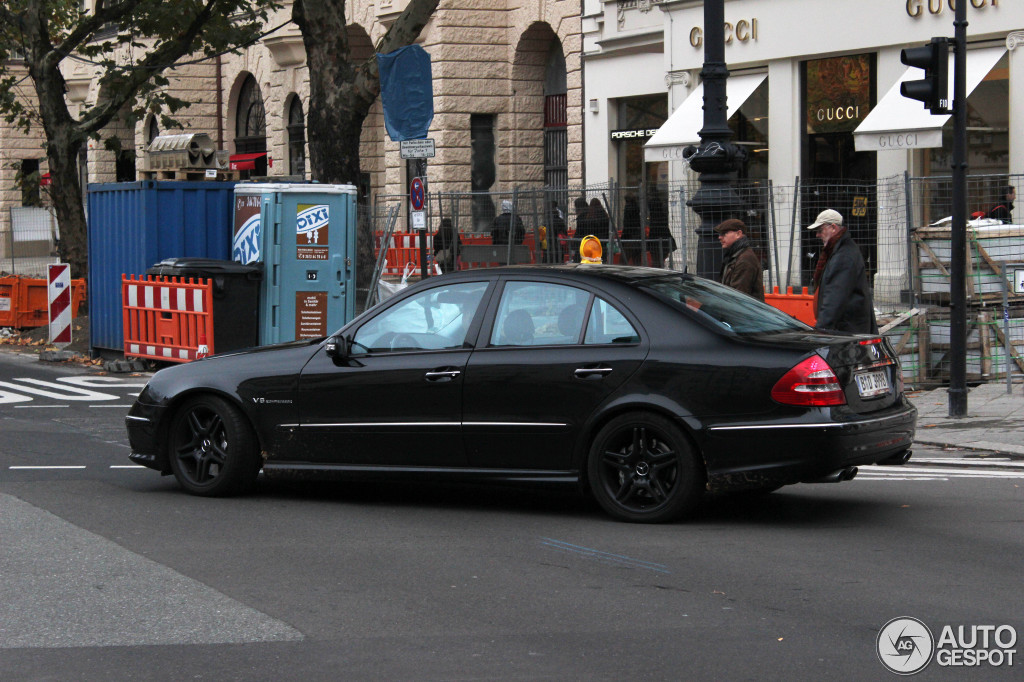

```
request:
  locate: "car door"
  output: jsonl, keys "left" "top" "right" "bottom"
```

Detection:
{"left": 295, "top": 280, "right": 492, "bottom": 466}
{"left": 462, "top": 278, "right": 648, "bottom": 470}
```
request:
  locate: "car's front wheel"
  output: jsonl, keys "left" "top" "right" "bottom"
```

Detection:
{"left": 167, "top": 395, "right": 260, "bottom": 496}
{"left": 587, "top": 411, "right": 703, "bottom": 523}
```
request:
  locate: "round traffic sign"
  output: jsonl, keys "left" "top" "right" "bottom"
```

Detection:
{"left": 410, "top": 177, "right": 425, "bottom": 211}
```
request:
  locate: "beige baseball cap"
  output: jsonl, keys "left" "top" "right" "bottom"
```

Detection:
{"left": 808, "top": 208, "right": 843, "bottom": 230}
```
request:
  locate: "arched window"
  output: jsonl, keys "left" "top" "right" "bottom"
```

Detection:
{"left": 287, "top": 97, "right": 306, "bottom": 178}
{"left": 543, "top": 41, "right": 567, "bottom": 190}
{"left": 146, "top": 116, "right": 160, "bottom": 145}
{"left": 235, "top": 75, "right": 267, "bottom": 175}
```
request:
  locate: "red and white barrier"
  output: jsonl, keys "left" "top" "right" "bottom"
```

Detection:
{"left": 47, "top": 264, "right": 72, "bottom": 348}
{"left": 122, "top": 275, "right": 214, "bottom": 363}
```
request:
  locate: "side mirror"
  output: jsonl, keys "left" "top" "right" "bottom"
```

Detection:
{"left": 324, "top": 335, "right": 348, "bottom": 360}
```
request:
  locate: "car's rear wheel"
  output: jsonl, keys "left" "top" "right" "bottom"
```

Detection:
{"left": 587, "top": 411, "right": 703, "bottom": 523}
{"left": 167, "top": 395, "right": 260, "bottom": 496}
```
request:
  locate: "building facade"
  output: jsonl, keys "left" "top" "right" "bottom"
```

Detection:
{"left": 583, "top": 0, "right": 1021, "bottom": 304}
{"left": 0, "top": 0, "right": 584, "bottom": 265}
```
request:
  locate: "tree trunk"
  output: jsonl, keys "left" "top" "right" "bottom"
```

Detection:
{"left": 293, "top": 0, "right": 439, "bottom": 291}
{"left": 30, "top": 40, "right": 89, "bottom": 279}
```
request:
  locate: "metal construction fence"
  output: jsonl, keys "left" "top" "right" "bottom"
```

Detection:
{"left": 370, "top": 172, "right": 1024, "bottom": 387}
{"left": 2, "top": 207, "right": 60, "bottom": 278}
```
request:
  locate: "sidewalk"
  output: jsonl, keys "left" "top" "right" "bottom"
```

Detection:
{"left": 907, "top": 382, "right": 1024, "bottom": 460}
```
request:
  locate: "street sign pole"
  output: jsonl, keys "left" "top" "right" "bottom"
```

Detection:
{"left": 409, "top": 166, "right": 429, "bottom": 279}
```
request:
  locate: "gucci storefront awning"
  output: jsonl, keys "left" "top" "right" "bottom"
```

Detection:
{"left": 644, "top": 73, "right": 767, "bottom": 163}
{"left": 853, "top": 46, "right": 1004, "bottom": 152}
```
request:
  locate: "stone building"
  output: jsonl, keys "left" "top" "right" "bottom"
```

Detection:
{"left": 0, "top": 0, "right": 583, "bottom": 259}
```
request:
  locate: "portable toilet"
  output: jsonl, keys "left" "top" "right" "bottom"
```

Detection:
{"left": 233, "top": 183, "right": 358, "bottom": 344}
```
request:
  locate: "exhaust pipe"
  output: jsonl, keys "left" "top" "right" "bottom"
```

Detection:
{"left": 877, "top": 449, "right": 912, "bottom": 466}
{"left": 805, "top": 466, "right": 859, "bottom": 483}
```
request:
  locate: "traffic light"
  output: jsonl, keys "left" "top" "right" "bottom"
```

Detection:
{"left": 900, "top": 37, "right": 949, "bottom": 115}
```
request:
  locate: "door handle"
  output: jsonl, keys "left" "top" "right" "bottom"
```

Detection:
{"left": 425, "top": 369, "right": 461, "bottom": 381}
{"left": 574, "top": 367, "right": 613, "bottom": 378}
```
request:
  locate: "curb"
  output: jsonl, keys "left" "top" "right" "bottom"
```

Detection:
{"left": 103, "top": 358, "right": 151, "bottom": 373}
{"left": 913, "top": 438, "right": 1024, "bottom": 458}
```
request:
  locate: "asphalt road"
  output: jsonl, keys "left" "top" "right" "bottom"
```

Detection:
{"left": 1, "top": 353, "right": 1022, "bottom": 681}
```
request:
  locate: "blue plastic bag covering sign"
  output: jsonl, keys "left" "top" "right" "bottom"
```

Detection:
{"left": 377, "top": 45, "right": 434, "bottom": 141}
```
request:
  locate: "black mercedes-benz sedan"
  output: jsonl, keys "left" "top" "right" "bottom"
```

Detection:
{"left": 126, "top": 265, "right": 916, "bottom": 523}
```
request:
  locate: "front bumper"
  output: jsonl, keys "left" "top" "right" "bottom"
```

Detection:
{"left": 701, "top": 399, "right": 918, "bottom": 491}
{"left": 125, "top": 401, "right": 170, "bottom": 473}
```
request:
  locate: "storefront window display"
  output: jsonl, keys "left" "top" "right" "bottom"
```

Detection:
{"left": 801, "top": 54, "right": 877, "bottom": 286}
{"left": 730, "top": 78, "right": 769, "bottom": 181}
{"left": 615, "top": 95, "right": 667, "bottom": 191}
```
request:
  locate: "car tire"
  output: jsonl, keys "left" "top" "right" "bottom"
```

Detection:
{"left": 167, "top": 395, "right": 260, "bottom": 497}
{"left": 587, "top": 411, "right": 703, "bottom": 523}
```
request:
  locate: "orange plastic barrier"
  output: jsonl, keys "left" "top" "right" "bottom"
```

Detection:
{"left": 764, "top": 286, "right": 816, "bottom": 326}
{"left": 375, "top": 231, "right": 542, "bottom": 274}
{"left": 122, "top": 275, "right": 214, "bottom": 363}
{"left": 0, "top": 276, "right": 86, "bottom": 329}
{"left": 376, "top": 232, "right": 432, "bottom": 275}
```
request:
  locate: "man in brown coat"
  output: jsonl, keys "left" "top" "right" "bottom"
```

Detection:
{"left": 715, "top": 218, "right": 764, "bottom": 301}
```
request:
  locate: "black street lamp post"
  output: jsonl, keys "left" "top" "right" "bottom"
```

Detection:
{"left": 684, "top": 0, "right": 747, "bottom": 280}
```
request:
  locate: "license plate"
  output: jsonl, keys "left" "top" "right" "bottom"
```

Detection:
{"left": 855, "top": 369, "right": 890, "bottom": 398}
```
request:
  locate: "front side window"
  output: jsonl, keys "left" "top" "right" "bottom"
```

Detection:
{"left": 352, "top": 282, "right": 488, "bottom": 353}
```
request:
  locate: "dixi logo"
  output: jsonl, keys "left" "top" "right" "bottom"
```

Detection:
{"left": 297, "top": 204, "right": 330, "bottom": 245}
{"left": 232, "top": 214, "right": 261, "bottom": 265}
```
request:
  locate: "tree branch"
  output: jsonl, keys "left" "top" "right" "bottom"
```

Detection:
{"left": 78, "top": 0, "right": 227, "bottom": 136}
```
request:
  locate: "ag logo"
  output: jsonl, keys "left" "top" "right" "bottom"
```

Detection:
{"left": 877, "top": 617, "right": 934, "bottom": 675}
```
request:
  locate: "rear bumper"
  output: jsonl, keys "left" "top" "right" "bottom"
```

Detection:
{"left": 701, "top": 400, "right": 917, "bottom": 491}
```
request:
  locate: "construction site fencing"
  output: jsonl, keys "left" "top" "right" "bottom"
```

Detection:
{"left": 2, "top": 207, "right": 60, "bottom": 278}
{"left": 368, "top": 172, "right": 1023, "bottom": 387}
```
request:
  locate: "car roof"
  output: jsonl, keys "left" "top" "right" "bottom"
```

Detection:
{"left": 437, "top": 264, "right": 686, "bottom": 285}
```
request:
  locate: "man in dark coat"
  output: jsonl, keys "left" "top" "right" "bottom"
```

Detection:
{"left": 546, "top": 200, "right": 567, "bottom": 263}
{"left": 808, "top": 208, "right": 877, "bottom": 334}
{"left": 432, "top": 217, "right": 460, "bottom": 272}
{"left": 988, "top": 185, "right": 1015, "bottom": 223}
{"left": 715, "top": 218, "right": 764, "bottom": 301}
{"left": 491, "top": 199, "right": 525, "bottom": 245}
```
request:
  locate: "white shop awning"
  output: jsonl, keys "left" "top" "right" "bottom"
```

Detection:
{"left": 853, "top": 46, "right": 1004, "bottom": 152}
{"left": 644, "top": 73, "right": 767, "bottom": 163}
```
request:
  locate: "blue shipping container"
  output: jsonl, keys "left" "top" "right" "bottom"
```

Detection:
{"left": 87, "top": 180, "right": 236, "bottom": 353}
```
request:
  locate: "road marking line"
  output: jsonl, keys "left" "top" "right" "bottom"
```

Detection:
{"left": 14, "top": 405, "right": 69, "bottom": 408}
{"left": 540, "top": 537, "right": 671, "bottom": 574}
{"left": 857, "top": 476, "right": 950, "bottom": 481}
{"left": 9, "top": 465, "right": 86, "bottom": 470}
{"left": 88, "top": 405, "right": 132, "bottom": 408}
{"left": 110, "top": 465, "right": 146, "bottom": 469}
{"left": 910, "top": 457, "right": 1024, "bottom": 468}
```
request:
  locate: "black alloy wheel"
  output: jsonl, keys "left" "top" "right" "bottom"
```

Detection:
{"left": 587, "top": 411, "right": 703, "bottom": 523}
{"left": 167, "top": 395, "right": 260, "bottom": 496}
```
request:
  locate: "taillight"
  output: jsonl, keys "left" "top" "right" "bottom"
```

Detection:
{"left": 771, "top": 354, "right": 847, "bottom": 406}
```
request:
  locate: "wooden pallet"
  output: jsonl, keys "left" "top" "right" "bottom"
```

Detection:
{"left": 912, "top": 224, "right": 1024, "bottom": 303}
{"left": 139, "top": 169, "right": 241, "bottom": 181}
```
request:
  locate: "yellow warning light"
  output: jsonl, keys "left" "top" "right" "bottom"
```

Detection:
{"left": 579, "top": 235, "right": 603, "bottom": 264}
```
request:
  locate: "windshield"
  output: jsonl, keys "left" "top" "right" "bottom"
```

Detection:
{"left": 641, "top": 275, "right": 811, "bottom": 334}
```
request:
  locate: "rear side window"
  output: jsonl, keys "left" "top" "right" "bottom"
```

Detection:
{"left": 490, "top": 281, "right": 590, "bottom": 346}
{"left": 585, "top": 298, "right": 639, "bottom": 344}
